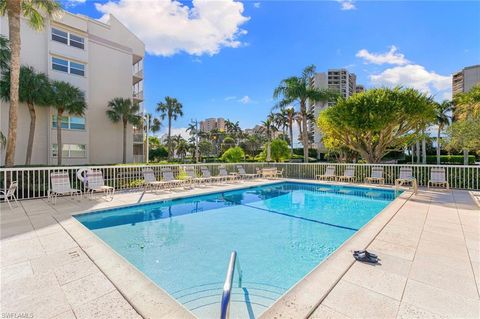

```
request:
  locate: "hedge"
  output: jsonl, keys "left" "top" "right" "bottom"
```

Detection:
{"left": 400, "top": 155, "right": 476, "bottom": 165}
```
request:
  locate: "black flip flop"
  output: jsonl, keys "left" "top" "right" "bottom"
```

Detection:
{"left": 353, "top": 251, "right": 379, "bottom": 264}
{"left": 354, "top": 250, "right": 378, "bottom": 259}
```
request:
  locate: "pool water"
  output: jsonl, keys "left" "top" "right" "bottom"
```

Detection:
{"left": 75, "top": 182, "right": 398, "bottom": 318}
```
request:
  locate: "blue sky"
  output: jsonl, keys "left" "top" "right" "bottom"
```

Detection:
{"left": 65, "top": 0, "right": 480, "bottom": 137}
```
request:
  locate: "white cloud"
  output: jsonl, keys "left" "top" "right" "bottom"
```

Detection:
{"left": 253, "top": 2, "right": 261, "bottom": 8}
{"left": 95, "top": 0, "right": 250, "bottom": 57}
{"left": 64, "top": 0, "right": 86, "bottom": 7}
{"left": 239, "top": 96, "right": 252, "bottom": 104}
{"left": 337, "top": 0, "right": 356, "bottom": 11}
{"left": 369, "top": 64, "right": 451, "bottom": 96}
{"left": 356, "top": 46, "right": 410, "bottom": 65}
{"left": 224, "top": 96, "right": 237, "bottom": 101}
{"left": 159, "top": 127, "right": 190, "bottom": 140}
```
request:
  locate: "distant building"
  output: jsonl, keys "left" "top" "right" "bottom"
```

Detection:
{"left": 199, "top": 118, "right": 225, "bottom": 133}
{"left": 355, "top": 84, "right": 365, "bottom": 93}
{"left": 309, "top": 69, "right": 360, "bottom": 155}
{"left": 452, "top": 65, "right": 480, "bottom": 96}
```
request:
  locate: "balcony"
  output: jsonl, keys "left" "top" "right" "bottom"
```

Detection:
{"left": 133, "top": 90, "right": 144, "bottom": 101}
{"left": 133, "top": 133, "right": 144, "bottom": 143}
{"left": 133, "top": 69, "right": 143, "bottom": 84}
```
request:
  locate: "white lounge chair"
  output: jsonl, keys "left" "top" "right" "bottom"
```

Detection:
{"left": 428, "top": 168, "right": 449, "bottom": 189}
{"left": 49, "top": 172, "right": 82, "bottom": 204}
{"left": 184, "top": 166, "right": 210, "bottom": 185}
{"left": 236, "top": 165, "right": 258, "bottom": 179}
{"left": 316, "top": 166, "right": 336, "bottom": 181}
{"left": 143, "top": 168, "right": 168, "bottom": 191}
{"left": 276, "top": 168, "right": 284, "bottom": 179}
{"left": 219, "top": 166, "right": 237, "bottom": 182}
{"left": 395, "top": 167, "right": 418, "bottom": 194}
{"left": 161, "top": 167, "right": 187, "bottom": 188}
{"left": 200, "top": 166, "right": 225, "bottom": 183}
{"left": 365, "top": 167, "right": 384, "bottom": 184}
{"left": 86, "top": 170, "right": 114, "bottom": 200}
{"left": 0, "top": 181, "right": 19, "bottom": 209}
{"left": 337, "top": 166, "right": 356, "bottom": 182}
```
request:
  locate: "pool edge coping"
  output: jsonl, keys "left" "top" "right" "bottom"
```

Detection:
{"left": 55, "top": 179, "right": 409, "bottom": 319}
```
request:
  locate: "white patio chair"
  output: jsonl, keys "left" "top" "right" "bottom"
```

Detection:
{"left": 0, "top": 181, "right": 19, "bottom": 209}
{"left": 236, "top": 165, "right": 258, "bottom": 179}
{"left": 86, "top": 170, "right": 114, "bottom": 200}
{"left": 395, "top": 167, "right": 418, "bottom": 194}
{"left": 428, "top": 168, "right": 449, "bottom": 190}
{"left": 365, "top": 167, "right": 384, "bottom": 184}
{"left": 49, "top": 172, "right": 82, "bottom": 204}
{"left": 316, "top": 166, "right": 336, "bottom": 181}
{"left": 337, "top": 166, "right": 356, "bottom": 182}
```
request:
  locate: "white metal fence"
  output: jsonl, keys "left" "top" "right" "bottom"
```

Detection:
{"left": 1, "top": 163, "right": 479, "bottom": 200}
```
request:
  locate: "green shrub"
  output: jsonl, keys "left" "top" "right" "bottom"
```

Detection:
{"left": 220, "top": 146, "right": 245, "bottom": 163}
{"left": 149, "top": 146, "right": 168, "bottom": 161}
{"left": 400, "top": 155, "right": 476, "bottom": 165}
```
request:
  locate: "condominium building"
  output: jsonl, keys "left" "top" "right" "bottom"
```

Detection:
{"left": 355, "top": 84, "right": 365, "bottom": 93}
{"left": 0, "top": 11, "right": 145, "bottom": 165}
{"left": 199, "top": 118, "right": 225, "bottom": 133}
{"left": 309, "top": 69, "right": 360, "bottom": 155}
{"left": 452, "top": 65, "right": 480, "bottom": 96}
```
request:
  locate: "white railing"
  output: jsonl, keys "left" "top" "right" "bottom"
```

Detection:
{"left": 0, "top": 163, "right": 478, "bottom": 200}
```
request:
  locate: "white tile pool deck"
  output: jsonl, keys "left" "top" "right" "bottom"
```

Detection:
{"left": 0, "top": 179, "right": 479, "bottom": 319}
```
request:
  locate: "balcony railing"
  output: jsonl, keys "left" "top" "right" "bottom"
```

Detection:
{"left": 133, "top": 133, "right": 144, "bottom": 143}
{"left": 132, "top": 90, "right": 144, "bottom": 101}
{"left": 0, "top": 163, "right": 479, "bottom": 200}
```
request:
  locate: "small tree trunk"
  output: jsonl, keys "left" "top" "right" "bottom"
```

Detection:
{"left": 122, "top": 119, "right": 127, "bottom": 164}
{"left": 25, "top": 103, "right": 36, "bottom": 165}
{"left": 301, "top": 103, "right": 309, "bottom": 163}
{"left": 463, "top": 149, "right": 469, "bottom": 165}
{"left": 436, "top": 127, "right": 441, "bottom": 165}
{"left": 416, "top": 140, "right": 420, "bottom": 164}
{"left": 422, "top": 138, "right": 427, "bottom": 164}
{"left": 5, "top": 0, "right": 21, "bottom": 167}
{"left": 57, "top": 110, "right": 63, "bottom": 165}
{"left": 167, "top": 118, "right": 172, "bottom": 160}
{"left": 289, "top": 124, "right": 294, "bottom": 155}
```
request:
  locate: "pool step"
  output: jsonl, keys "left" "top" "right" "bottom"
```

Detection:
{"left": 171, "top": 282, "right": 285, "bottom": 318}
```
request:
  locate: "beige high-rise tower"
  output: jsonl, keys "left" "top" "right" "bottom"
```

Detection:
{"left": 0, "top": 11, "right": 145, "bottom": 165}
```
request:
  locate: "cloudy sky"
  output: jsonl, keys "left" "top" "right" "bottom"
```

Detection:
{"left": 64, "top": 0, "right": 480, "bottom": 137}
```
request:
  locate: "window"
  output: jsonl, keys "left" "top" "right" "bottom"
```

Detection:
{"left": 51, "top": 57, "right": 85, "bottom": 76}
{"left": 52, "top": 115, "right": 86, "bottom": 130}
{"left": 51, "top": 28, "right": 85, "bottom": 49}
{"left": 52, "top": 144, "right": 86, "bottom": 158}
{"left": 51, "top": 28, "right": 68, "bottom": 44}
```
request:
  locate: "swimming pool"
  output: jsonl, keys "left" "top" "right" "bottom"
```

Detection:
{"left": 75, "top": 182, "right": 399, "bottom": 318}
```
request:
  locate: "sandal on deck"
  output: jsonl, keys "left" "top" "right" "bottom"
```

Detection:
{"left": 354, "top": 250, "right": 378, "bottom": 259}
{"left": 353, "top": 251, "right": 379, "bottom": 264}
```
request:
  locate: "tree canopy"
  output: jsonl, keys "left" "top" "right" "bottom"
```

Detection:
{"left": 318, "top": 87, "right": 435, "bottom": 163}
{"left": 220, "top": 146, "right": 245, "bottom": 163}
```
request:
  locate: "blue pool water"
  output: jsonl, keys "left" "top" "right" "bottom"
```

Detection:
{"left": 75, "top": 182, "right": 399, "bottom": 318}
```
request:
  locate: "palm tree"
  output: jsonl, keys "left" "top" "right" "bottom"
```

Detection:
{"left": 173, "top": 135, "right": 188, "bottom": 161}
{"left": 0, "top": 66, "right": 51, "bottom": 164}
{"left": 273, "top": 65, "right": 334, "bottom": 162}
{"left": 156, "top": 96, "right": 183, "bottom": 160}
{"left": 1, "top": 0, "right": 62, "bottom": 167}
{"left": 51, "top": 81, "right": 86, "bottom": 165}
{"left": 105, "top": 97, "right": 141, "bottom": 164}
{"left": 434, "top": 100, "right": 452, "bottom": 164}
{"left": 284, "top": 107, "right": 296, "bottom": 154}
{"left": 144, "top": 113, "right": 161, "bottom": 160}
{"left": 260, "top": 114, "right": 278, "bottom": 161}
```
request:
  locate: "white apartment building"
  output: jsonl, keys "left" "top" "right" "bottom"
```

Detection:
{"left": 199, "top": 118, "right": 225, "bottom": 133}
{"left": 309, "top": 69, "right": 360, "bottom": 156}
{"left": 0, "top": 11, "right": 145, "bottom": 165}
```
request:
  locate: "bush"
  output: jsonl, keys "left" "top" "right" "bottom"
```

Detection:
{"left": 149, "top": 146, "right": 168, "bottom": 162}
{"left": 220, "top": 146, "right": 245, "bottom": 163}
{"left": 270, "top": 139, "right": 290, "bottom": 162}
{"left": 292, "top": 147, "right": 318, "bottom": 159}
{"left": 400, "top": 155, "right": 476, "bottom": 165}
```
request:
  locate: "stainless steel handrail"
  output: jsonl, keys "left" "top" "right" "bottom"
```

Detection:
{"left": 220, "top": 251, "right": 242, "bottom": 319}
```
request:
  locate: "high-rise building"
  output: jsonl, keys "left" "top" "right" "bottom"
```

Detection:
{"left": 199, "top": 118, "right": 226, "bottom": 133}
{"left": 452, "top": 65, "right": 480, "bottom": 96}
{"left": 0, "top": 11, "right": 145, "bottom": 165}
{"left": 355, "top": 84, "right": 365, "bottom": 93}
{"left": 309, "top": 69, "right": 361, "bottom": 155}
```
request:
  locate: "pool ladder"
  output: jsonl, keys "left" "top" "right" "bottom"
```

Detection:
{"left": 220, "top": 251, "right": 243, "bottom": 319}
